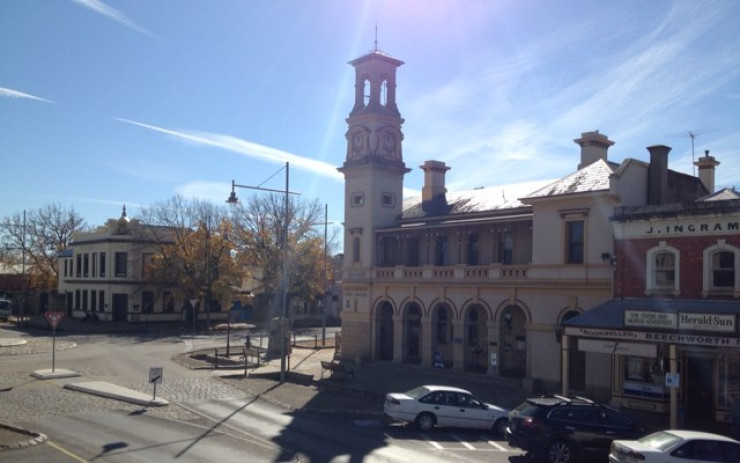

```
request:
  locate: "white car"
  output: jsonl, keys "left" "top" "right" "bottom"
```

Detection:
{"left": 609, "top": 430, "right": 740, "bottom": 462}
{"left": 384, "top": 385, "right": 509, "bottom": 434}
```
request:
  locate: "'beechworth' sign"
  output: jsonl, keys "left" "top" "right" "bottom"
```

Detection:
{"left": 625, "top": 310, "right": 736, "bottom": 333}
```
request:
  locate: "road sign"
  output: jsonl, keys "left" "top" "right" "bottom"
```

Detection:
{"left": 149, "top": 367, "right": 163, "bottom": 384}
{"left": 44, "top": 311, "right": 65, "bottom": 330}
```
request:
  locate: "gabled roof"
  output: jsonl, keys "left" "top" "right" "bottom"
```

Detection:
{"left": 522, "top": 159, "right": 618, "bottom": 200}
{"left": 699, "top": 187, "right": 740, "bottom": 202}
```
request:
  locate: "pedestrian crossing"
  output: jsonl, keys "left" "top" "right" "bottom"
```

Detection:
{"left": 354, "top": 420, "right": 523, "bottom": 453}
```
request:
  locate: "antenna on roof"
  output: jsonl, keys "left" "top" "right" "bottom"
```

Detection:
{"left": 665, "top": 129, "right": 719, "bottom": 175}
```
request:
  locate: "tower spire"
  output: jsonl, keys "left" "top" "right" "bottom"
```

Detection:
{"left": 374, "top": 23, "right": 378, "bottom": 51}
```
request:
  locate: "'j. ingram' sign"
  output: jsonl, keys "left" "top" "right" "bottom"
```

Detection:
{"left": 625, "top": 310, "right": 736, "bottom": 333}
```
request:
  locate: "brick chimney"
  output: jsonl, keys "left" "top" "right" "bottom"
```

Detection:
{"left": 694, "top": 150, "right": 720, "bottom": 193}
{"left": 420, "top": 160, "right": 450, "bottom": 203}
{"left": 647, "top": 145, "right": 671, "bottom": 205}
{"left": 574, "top": 131, "right": 614, "bottom": 169}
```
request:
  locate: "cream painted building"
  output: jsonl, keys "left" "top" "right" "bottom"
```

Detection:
{"left": 337, "top": 47, "right": 712, "bottom": 397}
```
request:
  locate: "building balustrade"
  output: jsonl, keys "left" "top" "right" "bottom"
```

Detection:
{"left": 342, "top": 262, "right": 611, "bottom": 283}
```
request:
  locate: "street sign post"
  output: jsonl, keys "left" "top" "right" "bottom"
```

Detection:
{"left": 149, "top": 367, "right": 163, "bottom": 401}
{"left": 44, "top": 311, "right": 65, "bottom": 373}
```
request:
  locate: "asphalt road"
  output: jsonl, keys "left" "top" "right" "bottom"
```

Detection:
{"left": 0, "top": 324, "right": 528, "bottom": 462}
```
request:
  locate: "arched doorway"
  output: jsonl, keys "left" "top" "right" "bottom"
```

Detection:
{"left": 432, "top": 304, "right": 453, "bottom": 368}
{"left": 375, "top": 301, "right": 394, "bottom": 361}
{"left": 465, "top": 305, "right": 488, "bottom": 373}
{"left": 562, "top": 310, "right": 585, "bottom": 391}
{"left": 403, "top": 303, "right": 422, "bottom": 364}
{"left": 500, "top": 305, "right": 526, "bottom": 378}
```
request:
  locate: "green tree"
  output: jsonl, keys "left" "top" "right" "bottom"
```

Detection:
{"left": 229, "top": 194, "right": 336, "bottom": 322}
{"left": 139, "top": 196, "right": 239, "bottom": 320}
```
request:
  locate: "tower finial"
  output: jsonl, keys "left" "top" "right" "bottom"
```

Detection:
{"left": 374, "top": 23, "right": 378, "bottom": 51}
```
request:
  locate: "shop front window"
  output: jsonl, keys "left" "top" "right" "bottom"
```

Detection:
{"left": 719, "top": 355, "right": 740, "bottom": 411}
{"left": 623, "top": 355, "right": 669, "bottom": 399}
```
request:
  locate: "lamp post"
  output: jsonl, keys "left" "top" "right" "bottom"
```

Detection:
{"left": 227, "top": 162, "right": 299, "bottom": 382}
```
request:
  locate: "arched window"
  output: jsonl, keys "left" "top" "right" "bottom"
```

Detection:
{"left": 646, "top": 242, "right": 680, "bottom": 295}
{"left": 702, "top": 242, "right": 739, "bottom": 296}
{"left": 712, "top": 251, "right": 735, "bottom": 287}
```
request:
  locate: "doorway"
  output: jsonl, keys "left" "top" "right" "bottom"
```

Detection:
{"left": 685, "top": 354, "right": 715, "bottom": 425}
{"left": 112, "top": 293, "right": 128, "bottom": 322}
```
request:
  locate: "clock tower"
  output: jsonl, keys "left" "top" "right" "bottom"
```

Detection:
{"left": 338, "top": 47, "right": 409, "bottom": 271}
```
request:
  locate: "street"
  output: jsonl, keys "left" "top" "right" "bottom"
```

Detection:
{"left": 0, "top": 325, "right": 528, "bottom": 462}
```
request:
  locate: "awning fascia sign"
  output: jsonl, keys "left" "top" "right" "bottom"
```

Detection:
{"left": 564, "top": 326, "right": 740, "bottom": 348}
{"left": 624, "top": 310, "right": 736, "bottom": 333}
{"left": 578, "top": 339, "right": 657, "bottom": 358}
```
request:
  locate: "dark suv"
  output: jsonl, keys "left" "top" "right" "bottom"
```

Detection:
{"left": 506, "top": 395, "right": 648, "bottom": 463}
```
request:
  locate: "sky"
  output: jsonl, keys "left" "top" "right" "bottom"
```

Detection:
{"left": 2, "top": 1, "right": 739, "bottom": 243}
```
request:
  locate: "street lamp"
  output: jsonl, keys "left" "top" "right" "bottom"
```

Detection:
{"left": 227, "top": 162, "right": 299, "bottom": 382}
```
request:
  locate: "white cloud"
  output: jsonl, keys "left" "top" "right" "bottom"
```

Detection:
{"left": 0, "top": 87, "right": 53, "bottom": 103}
{"left": 72, "top": 0, "right": 154, "bottom": 37}
{"left": 116, "top": 118, "right": 344, "bottom": 182}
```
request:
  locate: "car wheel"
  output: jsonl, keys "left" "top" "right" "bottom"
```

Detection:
{"left": 492, "top": 418, "right": 508, "bottom": 436}
{"left": 546, "top": 440, "right": 574, "bottom": 463}
{"left": 415, "top": 412, "right": 436, "bottom": 432}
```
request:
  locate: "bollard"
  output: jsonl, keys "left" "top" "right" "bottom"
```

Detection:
{"left": 314, "top": 334, "right": 318, "bottom": 350}
{"left": 214, "top": 348, "right": 218, "bottom": 370}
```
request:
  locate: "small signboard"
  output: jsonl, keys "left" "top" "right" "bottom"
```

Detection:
{"left": 490, "top": 353, "right": 498, "bottom": 367}
{"left": 44, "top": 311, "right": 65, "bottom": 330}
{"left": 149, "top": 367, "right": 163, "bottom": 384}
{"left": 665, "top": 372, "right": 680, "bottom": 388}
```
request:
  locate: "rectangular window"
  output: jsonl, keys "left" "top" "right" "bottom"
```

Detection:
{"left": 91, "top": 290, "right": 97, "bottom": 311}
{"left": 98, "top": 291, "right": 105, "bottom": 312}
{"left": 75, "top": 289, "right": 81, "bottom": 310}
{"left": 76, "top": 254, "right": 82, "bottom": 277}
{"left": 467, "top": 234, "right": 479, "bottom": 265}
{"left": 352, "top": 237, "right": 360, "bottom": 263}
{"left": 435, "top": 236, "right": 448, "bottom": 266}
{"left": 380, "top": 237, "right": 396, "bottom": 267}
{"left": 83, "top": 253, "right": 89, "bottom": 277}
{"left": 64, "top": 259, "right": 68, "bottom": 277}
{"left": 142, "top": 253, "right": 155, "bottom": 279}
{"left": 502, "top": 231, "right": 513, "bottom": 264}
{"left": 100, "top": 252, "right": 106, "bottom": 278}
{"left": 406, "top": 237, "right": 420, "bottom": 266}
{"left": 142, "top": 291, "right": 154, "bottom": 313}
{"left": 566, "top": 221, "right": 584, "bottom": 264}
{"left": 163, "top": 291, "right": 174, "bottom": 312}
{"left": 114, "top": 252, "right": 127, "bottom": 277}
{"left": 82, "top": 290, "right": 88, "bottom": 311}
{"left": 92, "top": 252, "right": 97, "bottom": 277}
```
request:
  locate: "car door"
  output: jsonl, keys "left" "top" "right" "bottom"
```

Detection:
{"left": 422, "top": 391, "right": 461, "bottom": 428}
{"left": 597, "top": 409, "right": 645, "bottom": 450}
{"left": 454, "top": 393, "right": 491, "bottom": 429}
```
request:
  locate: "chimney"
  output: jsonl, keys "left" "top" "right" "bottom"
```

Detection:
{"left": 574, "top": 131, "right": 614, "bottom": 169}
{"left": 647, "top": 145, "right": 671, "bottom": 205}
{"left": 694, "top": 150, "right": 720, "bottom": 193}
{"left": 420, "top": 160, "right": 450, "bottom": 203}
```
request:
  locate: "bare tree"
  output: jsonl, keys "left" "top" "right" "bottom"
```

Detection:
{"left": 0, "top": 204, "right": 87, "bottom": 291}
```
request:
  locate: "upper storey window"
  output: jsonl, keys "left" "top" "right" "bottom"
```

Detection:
{"left": 646, "top": 242, "right": 680, "bottom": 296}
{"left": 565, "top": 220, "right": 584, "bottom": 264}
{"left": 702, "top": 241, "right": 739, "bottom": 296}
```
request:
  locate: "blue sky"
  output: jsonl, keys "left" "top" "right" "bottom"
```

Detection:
{"left": 1, "top": 1, "right": 739, "bottom": 235}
